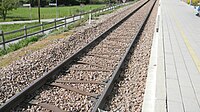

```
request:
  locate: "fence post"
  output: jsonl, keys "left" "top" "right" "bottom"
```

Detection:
{"left": 24, "top": 25, "right": 27, "bottom": 38}
{"left": 41, "top": 22, "right": 44, "bottom": 34}
{"left": 89, "top": 10, "right": 92, "bottom": 25}
{"left": 91, "top": 11, "right": 92, "bottom": 20}
{"left": 64, "top": 16, "right": 67, "bottom": 28}
{"left": 0, "top": 30, "right": 6, "bottom": 50}
{"left": 73, "top": 15, "right": 75, "bottom": 21}
{"left": 54, "top": 19, "right": 57, "bottom": 29}
{"left": 94, "top": 11, "right": 96, "bottom": 17}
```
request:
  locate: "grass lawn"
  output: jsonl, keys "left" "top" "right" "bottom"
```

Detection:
{"left": 0, "top": 22, "right": 40, "bottom": 42}
{"left": 0, "top": 4, "right": 105, "bottom": 22}
{"left": 0, "top": 22, "right": 39, "bottom": 33}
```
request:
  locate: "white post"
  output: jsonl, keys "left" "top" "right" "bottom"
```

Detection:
{"left": 29, "top": 5, "right": 32, "bottom": 19}
{"left": 73, "top": 15, "right": 75, "bottom": 21}
{"left": 89, "top": 10, "right": 92, "bottom": 24}
{"left": 29, "top": 0, "right": 32, "bottom": 19}
{"left": 56, "top": 0, "right": 58, "bottom": 19}
{"left": 41, "top": 22, "right": 44, "bottom": 34}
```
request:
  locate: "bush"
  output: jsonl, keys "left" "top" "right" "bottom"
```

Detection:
{"left": 187, "top": 0, "right": 200, "bottom": 6}
{"left": 0, "top": 49, "right": 7, "bottom": 56}
{"left": 0, "top": 36, "right": 40, "bottom": 56}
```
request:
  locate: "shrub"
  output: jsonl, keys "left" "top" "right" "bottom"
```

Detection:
{"left": 187, "top": 0, "right": 200, "bottom": 6}
{"left": 0, "top": 36, "right": 40, "bottom": 56}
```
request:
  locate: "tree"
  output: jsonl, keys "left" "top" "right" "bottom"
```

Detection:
{"left": 0, "top": 0, "right": 18, "bottom": 20}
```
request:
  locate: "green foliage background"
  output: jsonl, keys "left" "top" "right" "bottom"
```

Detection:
{"left": 0, "top": 0, "right": 18, "bottom": 20}
{"left": 187, "top": 0, "right": 200, "bottom": 5}
{"left": 19, "top": 0, "right": 111, "bottom": 6}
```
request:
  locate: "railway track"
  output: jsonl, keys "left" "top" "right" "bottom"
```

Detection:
{"left": 0, "top": 0, "right": 145, "bottom": 106}
{"left": 0, "top": 0, "right": 156, "bottom": 111}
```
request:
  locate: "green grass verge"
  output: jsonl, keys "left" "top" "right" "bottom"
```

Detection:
{"left": 0, "top": 21, "right": 64, "bottom": 42}
{"left": 0, "top": 22, "right": 39, "bottom": 41}
{"left": 1, "top": 4, "right": 105, "bottom": 22}
{"left": 0, "top": 35, "right": 41, "bottom": 56}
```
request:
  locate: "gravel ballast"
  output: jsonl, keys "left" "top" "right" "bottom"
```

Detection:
{"left": 103, "top": 0, "right": 159, "bottom": 111}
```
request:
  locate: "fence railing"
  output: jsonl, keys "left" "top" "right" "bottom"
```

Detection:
{"left": 0, "top": 2, "right": 131, "bottom": 50}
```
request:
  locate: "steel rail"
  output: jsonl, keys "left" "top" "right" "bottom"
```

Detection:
{"left": 0, "top": 1, "right": 149, "bottom": 112}
{"left": 91, "top": 0, "right": 157, "bottom": 111}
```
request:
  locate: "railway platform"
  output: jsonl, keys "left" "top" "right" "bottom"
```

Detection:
{"left": 142, "top": 0, "right": 200, "bottom": 111}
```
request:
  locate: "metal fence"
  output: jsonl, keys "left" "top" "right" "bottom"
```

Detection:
{"left": 0, "top": 3, "right": 130, "bottom": 50}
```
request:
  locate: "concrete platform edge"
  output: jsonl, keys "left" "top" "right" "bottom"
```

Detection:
{"left": 142, "top": 0, "right": 167, "bottom": 111}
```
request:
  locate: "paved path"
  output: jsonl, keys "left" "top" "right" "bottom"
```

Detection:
{"left": 142, "top": 0, "right": 200, "bottom": 111}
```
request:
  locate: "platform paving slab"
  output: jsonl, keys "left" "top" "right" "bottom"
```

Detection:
{"left": 142, "top": 0, "right": 200, "bottom": 111}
